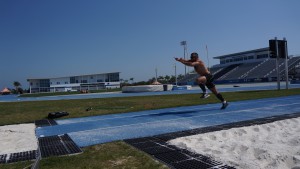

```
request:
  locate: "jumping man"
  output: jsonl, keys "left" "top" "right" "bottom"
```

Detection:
{"left": 175, "top": 52, "right": 229, "bottom": 109}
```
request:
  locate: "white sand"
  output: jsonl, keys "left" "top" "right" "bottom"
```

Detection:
{"left": 169, "top": 117, "right": 300, "bottom": 169}
{"left": 1, "top": 118, "right": 300, "bottom": 169}
{"left": 0, "top": 123, "right": 38, "bottom": 155}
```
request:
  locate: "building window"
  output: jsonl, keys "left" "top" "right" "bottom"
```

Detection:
{"left": 108, "top": 73, "right": 120, "bottom": 82}
{"left": 257, "top": 54, "right": 268, "bottom": 59}
{"left": 70, "top": 77, "right": 76, "bottom": 83}
{"left": 39, "top": 79, "right": 50, "bottom": 87}
{"left": 234, "top": 57, "right": 243, "bottom": 62}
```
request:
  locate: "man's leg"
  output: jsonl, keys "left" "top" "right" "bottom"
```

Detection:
{"left": 208, "top": 86, "right": 229, "bottom": 109}
{"left": 199, "top": 84, "right": 210, "bottom": 98}
{"left": 196, "top": 77, "right": 210, "bottom": 99}
{"left": 199, "top": 83, "right": 206, "bottom": 93}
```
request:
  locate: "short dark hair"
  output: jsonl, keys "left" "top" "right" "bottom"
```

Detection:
{"left": 190, "top": 52, "right": 198, "bottom": 58}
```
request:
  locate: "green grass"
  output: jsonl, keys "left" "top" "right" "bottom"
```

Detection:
{"left": 0, "top": 142, "right": 169, "bottom": 169}
{"left": 38, "top": 142, "right": 169, "bottom": 169}
{"left": 1, "top": 88, "right": 300, "bottom": 168}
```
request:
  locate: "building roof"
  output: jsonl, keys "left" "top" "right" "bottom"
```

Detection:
{"left": 213, "top": 47, "right": 269, "bottom": 59}
{"left": 1, "top": 87, "right": 11, "bottom": 93}
{"left": 151, "top": 81, "right": 162, "bottom": 85}
{"left": 27, "top": 72, "right": 120, "bottom": 81}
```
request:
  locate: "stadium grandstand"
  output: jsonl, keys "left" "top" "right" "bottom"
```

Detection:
{"left": 178, "top": 47, "right": 300, "bottom": 85}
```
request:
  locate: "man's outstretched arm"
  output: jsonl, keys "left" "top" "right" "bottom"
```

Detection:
{"left": 174, "top": 57, "right": 194, "bottom": 66}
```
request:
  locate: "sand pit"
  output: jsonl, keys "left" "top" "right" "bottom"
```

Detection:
{"left": 169, "top": 117, "right": 300, "bottom": 169}
{"left": 0, "top": 123, "right": 37, "bottom": 155}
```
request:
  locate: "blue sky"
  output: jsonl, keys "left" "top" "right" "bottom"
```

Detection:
{"left": 1, "top": 0, "right": 300, "bottom": 89}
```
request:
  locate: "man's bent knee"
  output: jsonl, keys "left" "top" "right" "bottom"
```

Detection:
{"left": 205, "top": 82, "right": 215, "bottom": 89}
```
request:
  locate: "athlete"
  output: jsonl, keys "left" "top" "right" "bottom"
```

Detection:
{"left": 175, "top": 52, "right": 229, "bottom": 109}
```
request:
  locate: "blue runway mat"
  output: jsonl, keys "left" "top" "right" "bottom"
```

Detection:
{"left": 36, "top": 95, "right": 300, "bottom": 147}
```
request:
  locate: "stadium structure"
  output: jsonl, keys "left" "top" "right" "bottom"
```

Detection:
{"left": 178, "top": 47, "right": 300, "bottom": 85}
{"left": 27, "top": 72, "right": 120, "bottom": 93}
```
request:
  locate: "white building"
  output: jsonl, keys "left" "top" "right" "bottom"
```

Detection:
{"left": 213, "top": 47, "right": 270, "bottom": 67}
{"left": 27, "top": 72, "right": 120, "bottom": 93}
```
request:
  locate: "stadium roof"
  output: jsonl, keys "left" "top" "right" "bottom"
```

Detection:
{"left": 213, "top": 47, "right": 269, "bottom": 59}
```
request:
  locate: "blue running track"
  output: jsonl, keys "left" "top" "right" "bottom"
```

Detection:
{"left": 36, "top": 95, "right": 300, "bottom": 147}
{"left": 1, "top": 83, "right": 300, "bottom": 102}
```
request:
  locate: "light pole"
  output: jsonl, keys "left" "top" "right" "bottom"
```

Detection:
{"left": 174, "top": 63, "right": 177, "bottom": 86}
{"left": 155, "top": 67, "right": 158, "bottom": 82}
{"left": 180, "top": 41, "right": 187, "bottom": 75}
{"left": 283, "top": 37, "right": 288, "bottom": 89}
{"left": 206, "top": 45, "right": 210, "bottom": 71}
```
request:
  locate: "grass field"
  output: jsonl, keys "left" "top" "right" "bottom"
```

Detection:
{"left": 1, "top": 88, "right": 300, "bottom": 169}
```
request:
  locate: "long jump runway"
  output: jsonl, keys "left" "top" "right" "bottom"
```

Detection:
{"left": 36, "top": 95, "right": 300, "bottom": 148}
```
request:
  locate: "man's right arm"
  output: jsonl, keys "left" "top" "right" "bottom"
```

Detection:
{"left": 175, "top": 57, "right": 194, "bottom": 66}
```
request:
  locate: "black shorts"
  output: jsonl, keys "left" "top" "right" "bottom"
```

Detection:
{"left": 205, "top": 74, "right": 215, "bottom": 89}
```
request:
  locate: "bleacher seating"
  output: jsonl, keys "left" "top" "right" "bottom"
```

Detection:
{"left": 209, "top": 67, "right": 224, "bottom": 75}
{"left": 178, "top": 56, "right": 300, "bottom": 84}
{"left": 178, "top": 73, "right": 198, "bottom": 84}
{"left": 244, "top": 59, "right": 277, "bottom": 79}
{"left": 213, "top": 64, "right": 241, "bottom": 79}
{"left": 265, "top": 57, "right": 300, "bottom": 78}
{"left": 239, "top": 59, "right": 269, "bottom": 79}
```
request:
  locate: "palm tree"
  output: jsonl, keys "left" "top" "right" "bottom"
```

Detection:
{"left": 177, "top": 74, "right": 185, "bottom": 80}
{"left": 13, "top": 81, "right": 21, "bottom": 94}
{"left": 170, "top": 75, "right": 176, "bottom": 84}
{"left": 157, "top": 76, "right": 164, "bottom": 82}
{"left": 129, "top": 78, "right": 134, "bottom": 84}
{"left": 13, "top": 81, "right": 21, "bottom": 91}
{"left": 164, "top": 75, "right": 171, "bottom": 83}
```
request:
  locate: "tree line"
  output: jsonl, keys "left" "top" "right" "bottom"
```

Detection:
{"left": 5, "top": 81, "right": 25, "bottom": 94}
{"left": 120, "top": 74, "right": 185, "bottom": 86}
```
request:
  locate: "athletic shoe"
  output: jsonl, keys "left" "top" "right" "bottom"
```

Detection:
{"left": 200, "top": 93, "right": 210, "bottom": 99}
{"left": 86, "top": 107, "right": 93, "bottom": 111}
{"left": 221, "top": 101, "right": 229, "bottom": 109}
